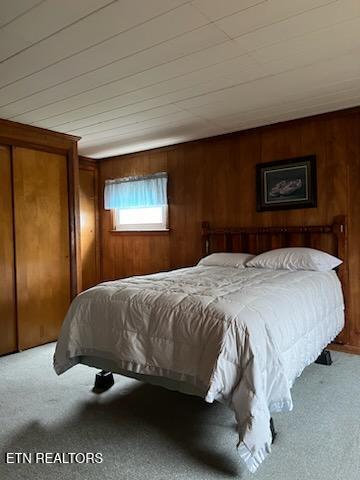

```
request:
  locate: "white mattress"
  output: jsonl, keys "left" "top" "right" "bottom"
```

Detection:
{"left": 54, "top": 266, "right": 344, "bottom": 472}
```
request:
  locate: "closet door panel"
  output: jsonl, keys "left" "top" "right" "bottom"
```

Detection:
{"left": 0, "top": 145, "right": 17, "bottom": 355}
{"left": 13, "top": 147, "right": 70, "bottom": 350}
{"left": 79, "top": 167, "right": 99, "bottom": 290}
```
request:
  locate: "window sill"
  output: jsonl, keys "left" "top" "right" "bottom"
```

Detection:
{"left": 110, "top": 229, "right": 170, "bottom": 236}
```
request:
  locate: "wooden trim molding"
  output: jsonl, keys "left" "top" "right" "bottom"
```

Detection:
{"left": 110, "top": 230, "right": 170, "bottom": 236}
{"left": 79, "top": 155, "right": 98, "bottom": 169}
{"left": 67, "top": 142, "right": 82, "bottom": 296}
{"left": 328, "top": 343, "right": 360, "bottom": 356}
{"left": 0, "top": 118, "right": 80, "bottom": 145}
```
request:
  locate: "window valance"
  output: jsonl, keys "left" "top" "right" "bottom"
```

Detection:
{"left": 104, "top": 172, "right": 168, "bottom": 210}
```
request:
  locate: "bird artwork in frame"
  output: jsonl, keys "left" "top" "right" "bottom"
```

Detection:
{"left": 256, "top": 155, "right": 317, "bottom": 211}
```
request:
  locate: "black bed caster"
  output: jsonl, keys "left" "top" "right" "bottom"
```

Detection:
{"left": 93, "top": 371, "right": 114, "bottom": 392}
{"left": 315, "top": 349, "right": 332, "bottom": 366}
{"left": 270, "top": 417, "right": 277, "bottom": 443}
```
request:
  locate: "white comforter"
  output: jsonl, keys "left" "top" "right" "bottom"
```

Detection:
{"left": 54, "top": 266, "right": 344, "bottom": 472}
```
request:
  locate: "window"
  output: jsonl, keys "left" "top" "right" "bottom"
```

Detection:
{"left": 113, "top": 205, "right": 168, "bottom": 231}
{"left": 104, "top": 172, "right": 168, "bottom": 232}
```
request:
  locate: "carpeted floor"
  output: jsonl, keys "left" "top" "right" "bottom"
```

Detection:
{"left": 0, "top": 344, "right": 359, "bottom": 480}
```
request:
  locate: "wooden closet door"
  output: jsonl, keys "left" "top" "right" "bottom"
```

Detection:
{"left": 0, "top": 145, "right": 17, "bottom": 355}
{"left": 79, "top": 167, "right": 99, "bottom": 290}
{"left": 13, "top": 147, "right": 71, "bottom": 350}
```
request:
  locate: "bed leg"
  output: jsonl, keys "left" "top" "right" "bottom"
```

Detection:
{"left": 315, "top": 349, "right": 332, "bottom": 366}
{"left": 93, "top": 370, "right": 114, "bottom": 392}
{"left": 270, "top": 417, "right": 277, "bottom": 443}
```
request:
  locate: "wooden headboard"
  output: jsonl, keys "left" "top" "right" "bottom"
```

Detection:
{"left": 201, "top": 215, "right": 348, "bottom": 343}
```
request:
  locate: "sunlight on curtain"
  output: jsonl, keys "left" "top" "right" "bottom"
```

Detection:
{"left": 104, "top": 172, "right": 167, "bottom": 210}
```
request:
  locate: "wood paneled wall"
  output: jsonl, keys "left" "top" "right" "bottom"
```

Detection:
{"left": 98, "top": 108, "right": 360, "bottom": 350}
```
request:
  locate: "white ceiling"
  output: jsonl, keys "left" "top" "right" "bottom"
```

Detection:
{"left": 1, "top": 0, "right": 360, "bottom": 158}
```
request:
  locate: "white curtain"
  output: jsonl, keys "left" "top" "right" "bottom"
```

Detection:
{"left": 104, "top": 172, "right": 168, "bottom": 210}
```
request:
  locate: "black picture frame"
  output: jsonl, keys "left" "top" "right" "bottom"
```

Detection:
{"left": 256, "top": 155, "right": 317, "bottom": 212}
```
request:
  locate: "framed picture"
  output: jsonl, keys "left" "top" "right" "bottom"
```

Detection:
{"left": 256, "top": 155, "right": 317, "bottom": 211}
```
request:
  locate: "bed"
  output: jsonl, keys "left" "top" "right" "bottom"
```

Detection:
{"left": 54, "top": 215, "right": 347, "bottom": 472}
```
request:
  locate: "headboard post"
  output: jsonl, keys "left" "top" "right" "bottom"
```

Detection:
{"left": 202, "top": 221, "right": 210, "bottom": 257}
{"left": 332, "top": 215, "right": 349, "bottom": 344}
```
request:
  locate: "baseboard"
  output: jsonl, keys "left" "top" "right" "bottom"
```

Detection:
{"left": 328, "top": 343, "right": 360, "bottom": 355}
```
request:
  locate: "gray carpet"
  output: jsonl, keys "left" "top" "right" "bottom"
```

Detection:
{"left": 0, "top": 344, "right": 359, "bottom": 480}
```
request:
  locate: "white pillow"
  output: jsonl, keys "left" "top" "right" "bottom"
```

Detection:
{"left": 198, "top": 252, "right": 255, "bottom": 268}
{"left": 246, "top": 247, "right": 342, "bottom": 272}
